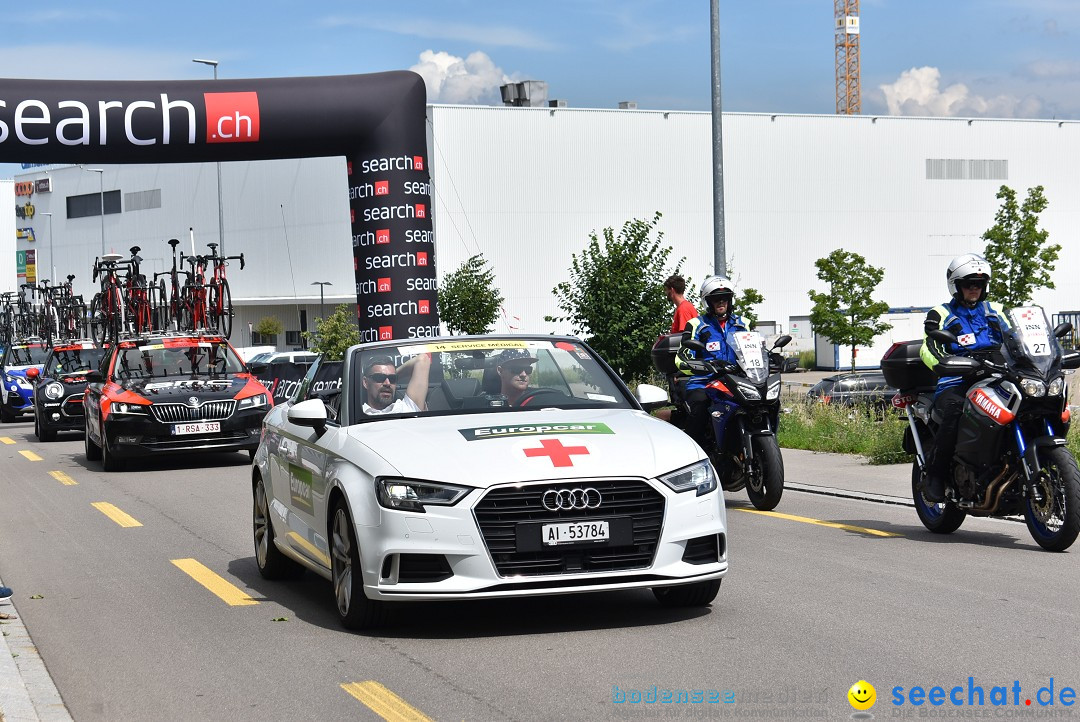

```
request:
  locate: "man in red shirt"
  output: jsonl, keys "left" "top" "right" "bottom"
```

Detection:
{"left": 664, "top": 275, "right": 698, "bottom": 333}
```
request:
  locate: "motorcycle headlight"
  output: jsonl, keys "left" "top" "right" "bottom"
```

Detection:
{"left": 44, "top": 382, "right": 65, "bottom": 400}
{"left": 1020, "top": 378, "right": 1046, "bottom": 397}
{"left": 659, "top": 459, "right": 718, "bottom": 496}
{"left": 766, "top": 380, "right": 781, "bottom": 400}
{"left": 375, "top": 478, "right": 471, "bottom": 513}
{"left": 238, "top": 393, "right": 268, "bottom": 410}
{"left": 735, "top": 382, "right": 761, "bottom": 401}
{"left": 1047, "top": 377, "right": 1065, "bottom": 396}
{"left": 112, "top": 402, "right": 150, "bottom": 415}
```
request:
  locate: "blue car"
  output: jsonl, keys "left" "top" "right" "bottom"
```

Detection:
{"left": 2, "top": 341, "right": 49, "bottom": 423}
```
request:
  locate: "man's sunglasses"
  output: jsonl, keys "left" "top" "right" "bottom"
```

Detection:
{"left": 957, "top": 279, "right": 987, "bottom": 290}
{"left": 366, "top": 373, "right": 398, "bottom": 384}
{"left": 504, "top": 365, "right": 533, "bottom": 376}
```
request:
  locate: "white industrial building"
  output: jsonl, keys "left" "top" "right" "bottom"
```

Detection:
{"left": 5, "top": 106, "right": 1080, "bottom": 356}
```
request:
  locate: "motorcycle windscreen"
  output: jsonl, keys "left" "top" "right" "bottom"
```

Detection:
{"left": 1006, "top": 306, "right": 1062, "bottom": 377}
{"left": 728, "top": 331, "right": 769, "bottom": 384}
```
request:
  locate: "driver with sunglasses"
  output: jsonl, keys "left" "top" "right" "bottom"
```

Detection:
{"left": 361, "top": 352, "right": 431, "bottom": 415}
{"left": 919, "top": 253, "right": 1010, "bottom": 502}
{"left": 495, "top": 349, "right": 538, "bottom": 406}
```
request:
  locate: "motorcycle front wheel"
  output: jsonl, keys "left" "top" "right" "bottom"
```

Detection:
{"left": 1024, "top": 446, "right": 1080, "bottom": 552}
{"left": 745, "top": 435, "right": 784, "bottom": 511}
{"left": 911, "top": 460, "right": 966, "bottom": 534}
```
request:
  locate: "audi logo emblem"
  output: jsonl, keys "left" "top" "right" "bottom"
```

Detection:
{"left": 541, "top": 487, "right": 602, "bottom": 511}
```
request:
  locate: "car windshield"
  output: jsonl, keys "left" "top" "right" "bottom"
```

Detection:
{"left": 46, "top": 347, "right": 108, "bottom": 376}
{"left": 248, "top": 353, "right": 271, "bottom": 363}
{"left": 4, "top": 345, "right": 50, "bottom": 367}
{"left": 353, "top": 337, "right": 635, "bottom": 420}
{"left": 113, "top": 340, "right": 245, "bottom": 380}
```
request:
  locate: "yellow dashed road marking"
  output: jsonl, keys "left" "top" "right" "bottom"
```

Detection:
{"left": 341, "top": 681, "right": 433, "bottom": 722}
{"left": 735, "top": 508, "right": 902, "bottom": 537}
{"left": 0, "top": 437, "right": 15, "bottom": 445}
{"left": 91, "top": 502, "right": 143, "bottom": 527}
{"left": 19, "top": 449, "right": 43, "bottom": 461}
{"left": 171, "top": 558, "right": 258, "bottom": 606}
{"left": 49, "top": 470, "right": 78, "bottom": 486}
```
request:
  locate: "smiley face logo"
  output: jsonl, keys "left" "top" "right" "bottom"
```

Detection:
{"left": 848, "top": 680, "right": 876, "bottom": 711}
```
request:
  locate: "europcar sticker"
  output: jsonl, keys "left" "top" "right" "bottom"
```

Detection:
{"left": 288, "top": 463, "right": 314, "bottom": 513}
{"left": 459, "top": 422, "right": 614, "bottom": 441}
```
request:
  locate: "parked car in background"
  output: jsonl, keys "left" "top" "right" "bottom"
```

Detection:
{"left": 2, "top": 341, "right": 50, "bottom": 423}
{"left": 806, "top": 370, "right": 898, "bottom": 410}
{"left": 247, "top": 351, "right": 319, "bottom": 366}
{"left": 29, "top": 340, "right": 109, "bottom": 441}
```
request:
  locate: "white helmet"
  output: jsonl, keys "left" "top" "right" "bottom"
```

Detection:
{"left": 700, "top": 276, "right": 735, "bottom": 319}
{"left": 947, "top": 253, "right": 992, "bottom": 302}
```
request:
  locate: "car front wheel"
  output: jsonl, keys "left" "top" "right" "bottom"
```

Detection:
{"left": 84, "top": 416, "right": 102, "bottom": 461}
{"left": 253, "top": 476, "right": 304, "bottom": 579}
{"left": 330, "top": 499, "right": 386, "bottom": 630}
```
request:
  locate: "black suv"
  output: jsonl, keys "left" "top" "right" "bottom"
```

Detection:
{"left": 29, "top": 340, "right": 109, "bottom": 441}
{"left": 806, "top": 370, "right": 897, "bottom": 410}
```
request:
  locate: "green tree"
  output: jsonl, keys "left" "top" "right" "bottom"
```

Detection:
{"left": 808, "top": 249, "right": 892, "bottom": 372}
{"left": 253, "top": 316, "right": 283, "bottom": 342}
{"left": 303, "top": 304, "right": 360, "bottom": 360}
{"left": 738, "top": 287, "right": 764, "bottom": 330}
{"left": 438, "top": 254, "right": 505, "bottom": 335}
{"left": 546, "top": 212, "right": 683, "bottom": 382}
{"left": 982, "top": 185, "right": 1061, "bottom": 309}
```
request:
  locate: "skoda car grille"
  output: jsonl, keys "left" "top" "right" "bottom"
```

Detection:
{"left": 150, "top": 400, "right": 236, "bottom": 423}
{"left": 473, "top": 479, "right": 665, "bottom": 577}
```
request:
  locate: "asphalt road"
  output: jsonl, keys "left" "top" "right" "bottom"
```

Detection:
{"left": 2, "top": 419, "right": 1079, "bottom": 721}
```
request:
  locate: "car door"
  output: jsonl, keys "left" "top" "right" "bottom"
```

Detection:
{"left": 267, "top": 358, "right": 337, "bottom": 570}
{"left": 83, "top": 348, "right": 113, "bottom": 444}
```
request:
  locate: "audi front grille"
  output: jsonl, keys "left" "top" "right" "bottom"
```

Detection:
{"left": 150, "top": 400, "right": 236, "bottom": 423}
{"left": 473, "top": 479, "right": 665, "bottom": 577}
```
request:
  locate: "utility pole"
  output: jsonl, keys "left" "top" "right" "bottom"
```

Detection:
{"left": 710, "top": 0, "right": 727, "bottom": 275}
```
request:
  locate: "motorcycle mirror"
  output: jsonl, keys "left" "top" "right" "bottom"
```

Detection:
{"left": 1063, "top": 351, "right": 1080, "bottom": 370}
{"left": 928, "top": 328, "right": 959, "bottom": 346}
{"left": 1053, "top": 322, "right": 1073, "bottom": 339}
{"left": 935, "top": 355, "right": 981, "bottom": 377}
{"left": 772, "top": 334, "right": 792, "bottom": 350}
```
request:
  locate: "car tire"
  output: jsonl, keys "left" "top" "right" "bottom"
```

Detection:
{"left": 652, "top": 578, "right": 722, "bottom": 608}
{"left": 100, "top": 421, "right": 124, "bottom": 472}
{"left": 253, "top": 475, "right": 304, "bottom": 580}
{"left": 0, "top": 404, "right": 13, "bottom": 424}
{"left": 35, "top": 413, "right": 56, "bottom": 442}
{"left": 248, "top": 448, "right": 257, "bottom": 462}
{"left": 331, "top": 499, "right": 387, "bottom": 630}
{"left": 84, "top": 417, "right": 102, "bottom": 461}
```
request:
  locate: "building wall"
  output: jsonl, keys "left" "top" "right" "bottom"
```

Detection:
{"left": 11, "top": 110, "right": 1080, "bottom": 348}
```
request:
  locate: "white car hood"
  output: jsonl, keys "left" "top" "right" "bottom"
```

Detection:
{"left": 345, "top": 408, "right": 703, "bottom": 486}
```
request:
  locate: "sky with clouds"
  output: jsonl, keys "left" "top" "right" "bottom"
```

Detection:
{"left": 2, "top": 0, "right": 1079, "bottom": 178}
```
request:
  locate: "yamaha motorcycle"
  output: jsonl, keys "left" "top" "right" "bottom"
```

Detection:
{"left": 881, "top": 306, "right": 1080, "bottom": 551}
{"left": 651, "top": 330, "right": 791, "bottom": 510}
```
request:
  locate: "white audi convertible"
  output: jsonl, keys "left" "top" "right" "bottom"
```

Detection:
{"left": 252, "top": 335, "right": 728, "bottom": 629}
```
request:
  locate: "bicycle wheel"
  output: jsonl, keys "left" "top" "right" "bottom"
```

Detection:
{"left": 214, "top": 279, "right": 233, "bottom": 338}
{"left": 89, "top": 294, "right": 107, "bottom": 347}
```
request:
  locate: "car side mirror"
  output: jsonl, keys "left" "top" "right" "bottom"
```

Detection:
{"left": 287, "top": 398, "right": 328, "bottom": 436}
{"left": 928, "top": 328, "right": 959, "bottom": 346}
{"left": 935, "top": 355, "right": 981, "bottom": 377}
{"left": 1053, "top": 322, "right": 1073, "bottom": 339}
{"left": 86, "top": 370, "right": 104, "bottom": 384}
{"left": 772, "top": 334, "right": 792, "bottom": 350}
{"left": 1063, "top": 351, "right": 1080, "bottom": 370}
{"left": 247, "top": 362, "right": 268, "bottom": 375}
{"left": 25, "top": 367, "right": 39, "bottom": 380}
{"left": 635, "top": 383, "right": 668, "bottom": 411}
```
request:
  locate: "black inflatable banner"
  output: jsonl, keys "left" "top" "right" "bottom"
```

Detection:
{"left": 0, "top": 72, "right": 438, "bottom": 339}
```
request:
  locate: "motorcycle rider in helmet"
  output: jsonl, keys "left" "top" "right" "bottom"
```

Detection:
{"left": 675, "top": 276, "right": 747, "bottom": 451}
{"left": 919, "top": 253, "right": 1010, "bottom": 502}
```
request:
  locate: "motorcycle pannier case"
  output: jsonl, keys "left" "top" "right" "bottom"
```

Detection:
{"left": 880, "top": 340, "right": 937, "bottom": 391}
{"left": 651, "top": 333, "right": 683, "bottom": 375}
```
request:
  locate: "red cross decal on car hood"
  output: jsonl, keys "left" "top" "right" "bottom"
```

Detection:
{"left": 523, "top": 438, "right": 590, "bottom": 467}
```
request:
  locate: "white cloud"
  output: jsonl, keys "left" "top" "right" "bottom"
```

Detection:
{"left": 410, "top": 50, "right": 512, "bottom": 104}
{"left": 879, "top": 66, "right": 1043, "bottom": 118}
{"left": 320, "top": 16, "right": 556, "bottom": 51}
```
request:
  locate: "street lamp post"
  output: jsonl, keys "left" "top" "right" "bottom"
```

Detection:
{"left": 311, "top": 281, "right": 332, "bottom": 320}
{"left": 193, "top": 58, "right": 226, "bottom": 256}
{"left": 40, "top": 212, "right": 54, "bottom": 282}
{"left": 83, "top": 168, "right": 105, "bottom": 255}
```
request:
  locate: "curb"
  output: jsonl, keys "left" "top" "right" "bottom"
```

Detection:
{"left": 0, "top": 588, "right": 72, "bottom": 722}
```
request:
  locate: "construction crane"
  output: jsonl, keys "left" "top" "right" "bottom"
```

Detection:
{"left": 835, "top": 0, "right": 861, "bottom": 114}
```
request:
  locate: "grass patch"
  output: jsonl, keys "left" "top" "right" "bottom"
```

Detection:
{"left": 778, "top": 402, "right": 912, "bottom": 465}
{"left": 798, "top": 350, "right": 816, "bottom": 369}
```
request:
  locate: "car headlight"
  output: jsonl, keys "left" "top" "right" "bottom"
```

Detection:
{"left": 44, "top": 382, "right": 65, "bottom": 400}
{"left": 375, "top": 478, "right": 471, "bottom": 513}
{"left": 112, "top": 402, "right": 150, "bottom": 415}
{"left": 766, "top": 380, "right": 781, "bottom": 400}
{"left": 1047, "top": 377, "right": 1065, "bottom": 396}
{"left": 238, "top": 393, "right": 268, "bottom": 410}
{"left": 13, "top": 376, "right": 31, "bottom": 389}
{"left": 1020, "top": 378, "right": 1046, "bottom": 397}
{"left": 659, "top": 459, "right": 718, "bottom": 497}
{"left": 735, "top": 381, "right": 761, "bottom": 400}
